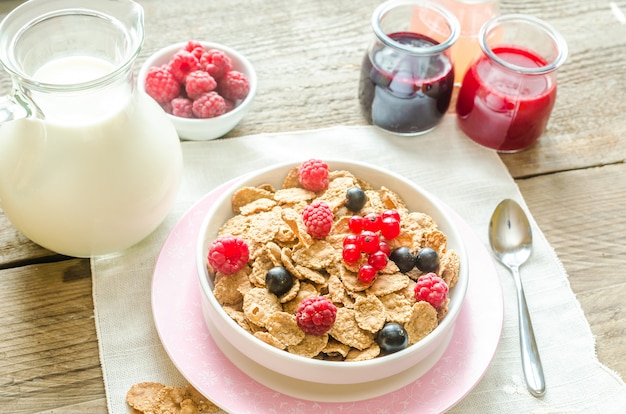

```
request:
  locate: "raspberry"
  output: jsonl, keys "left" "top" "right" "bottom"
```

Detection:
{"left": 200, "top": 49, "right": 233, "bottom": 80}
{"left": 295, "top": 296, "right": 337, "bottom": 336}
{"left": 184, "top": 40, "right": 205, "bottom": 60}
{"left": 224, "top": 98, "right": 235, "bottom": 113}
{"left": 171, "top": 97, "right": 193, "bottom": 118}
{"left": 302, "top": 201, "right": 333, "bottom": 239}
{"left": 414, "top": 273, "right": 449, "bottom": 308}
{"left": 192, "top": 92, "right": 226, "bottom": 118}
{"left": 298, "top": 159, "right": 329, "bottom": 192}
{"left": 144, "top": 66, "right": 180, "bottom": 104}
{"left": 184, "top": 40, "right": 204, "bottom": 53}
{"left": 189, "top": 46, "right": 205, "bottom": 61}
{"left": 185, "top": 70, "right": 217, "bottom": 100}
{"left": 160, "top": 101, "right": 173, "bottom": 114}
{"left": 144, "top": 41, "right": 248, "bottom": 120}
{"left": 218, "top": 70, "right": 250, "bottom": 101}
{"left": 207, "top": 235, "right": 250, "bottom": 275}
{"left": 168, "top": 50, "right": 200, "bottom": 83}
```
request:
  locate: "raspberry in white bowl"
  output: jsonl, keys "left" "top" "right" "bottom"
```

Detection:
{"left": 138, "top": 40, "right": 256, "bottom": 140}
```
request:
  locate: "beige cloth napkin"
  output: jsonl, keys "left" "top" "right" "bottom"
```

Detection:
{"left": 93, "top": 117, "right": 626, "bottom": 413}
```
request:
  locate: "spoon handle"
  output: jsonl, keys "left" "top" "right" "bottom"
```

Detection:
{"left": 512, "top": 266, "right": 546, "bottom": 397}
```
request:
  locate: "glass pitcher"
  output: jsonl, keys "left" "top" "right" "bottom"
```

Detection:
{"left": 0, "top": 0, "right": 183, "bottom": 257}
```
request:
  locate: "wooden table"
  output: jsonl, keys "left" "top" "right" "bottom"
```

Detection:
{"left": 1, "top": 0, "right": 624, "bottom": 412}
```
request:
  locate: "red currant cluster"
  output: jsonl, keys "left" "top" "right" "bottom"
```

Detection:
{"left": 341, "top": 210, "right": 402, "bottom": 284}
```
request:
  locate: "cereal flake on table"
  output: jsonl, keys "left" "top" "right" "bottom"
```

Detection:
{"left": 126, "top": 381, "right": 219, "bottom": 413}
{"left": 205, "top": 159, "right": 460, "bottom": 360}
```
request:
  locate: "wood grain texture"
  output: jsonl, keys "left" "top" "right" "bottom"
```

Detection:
{"left": 0, "top": 259, "right": 104, "bottom": 413}
{"left": 33, "top": 399, "right": 108, "bottom": 414}
{"left": 0, "top": 0, "right": 624, "bottom": 412}
{"left": 518, "top": 163, "right": 626, "bottom": 376}
{"left": 0, "top": 214, "right": 56, "bottom": 267}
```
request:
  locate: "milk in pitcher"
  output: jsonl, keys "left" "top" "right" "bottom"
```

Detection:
{"left": 0, "top": 55, "right": 182, "bottom": 257}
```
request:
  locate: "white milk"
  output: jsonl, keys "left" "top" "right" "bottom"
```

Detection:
{"left": 0, "top": 56, "right": 182, "bottom": 257}
{"left": 33, "top": 56, "right": 130, "bottom": 123}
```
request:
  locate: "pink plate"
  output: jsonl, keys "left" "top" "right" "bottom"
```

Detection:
{"left": 152, "top": 181, "right": 504, "bottom": 412}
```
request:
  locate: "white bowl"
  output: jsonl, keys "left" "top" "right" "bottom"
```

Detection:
{"left": 138, "top": 41, "right": 256, "bottom": 141}
{"left": 196, "top": 160, "right": 468, "bottom": 385}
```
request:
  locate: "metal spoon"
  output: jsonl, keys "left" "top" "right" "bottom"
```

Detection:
{"left": 489, "top": 198, "right": 546, "bottom": 397}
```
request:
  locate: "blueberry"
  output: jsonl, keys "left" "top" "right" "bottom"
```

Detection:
{"left": 415, "top": 247, "right": 439, "bottom": 273}
{"left": 389, "top": 247, "right": 415, "bottom": 273}
{"left": 265, "top": 267, "right": 294, "bottom": 296}
{"left": 345, "top": 187, "right": 367, "bottom": 212}
{"left": 376, "top": 322, "right": 408, "bottom": 354}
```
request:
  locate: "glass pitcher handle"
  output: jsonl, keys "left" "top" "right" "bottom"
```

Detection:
{"left": 0, "top": 95, "right": 30, "bottom": 123}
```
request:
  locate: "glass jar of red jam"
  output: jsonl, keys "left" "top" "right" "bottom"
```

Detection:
{"left": 455, "top": 14, "right": 568, "bottom": 152}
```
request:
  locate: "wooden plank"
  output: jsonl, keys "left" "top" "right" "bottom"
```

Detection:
{"left": 0, "top": 213, "right": 60, "bottom": 268}
{"left": 35, "top": 399, "right": 107, "bottom": 414}
{"left": 0, "top": 259, "right": 105, "bottom": 413}
{"left": 518, "top": 162, "right": 626, "bottom": 377}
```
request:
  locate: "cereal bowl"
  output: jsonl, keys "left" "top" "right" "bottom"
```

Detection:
{"left": 196, "top": 159, "right": 468, "bottom": 385}
{"left": 138, "top": 41, "right": 256, "bottom": 141}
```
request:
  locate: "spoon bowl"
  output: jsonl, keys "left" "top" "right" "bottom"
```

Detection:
{"left": 489, "top": 200, "right": 532, "bottom": 268}
{"left": 489, "top": 199, "right": 545, "bottom": 397}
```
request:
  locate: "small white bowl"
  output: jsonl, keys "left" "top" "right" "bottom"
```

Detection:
{"left": 196, "top": 160, "right": 469, "bottom": 385}
{"left": 138, "top": 41, "right": 256, "bottom": 141}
